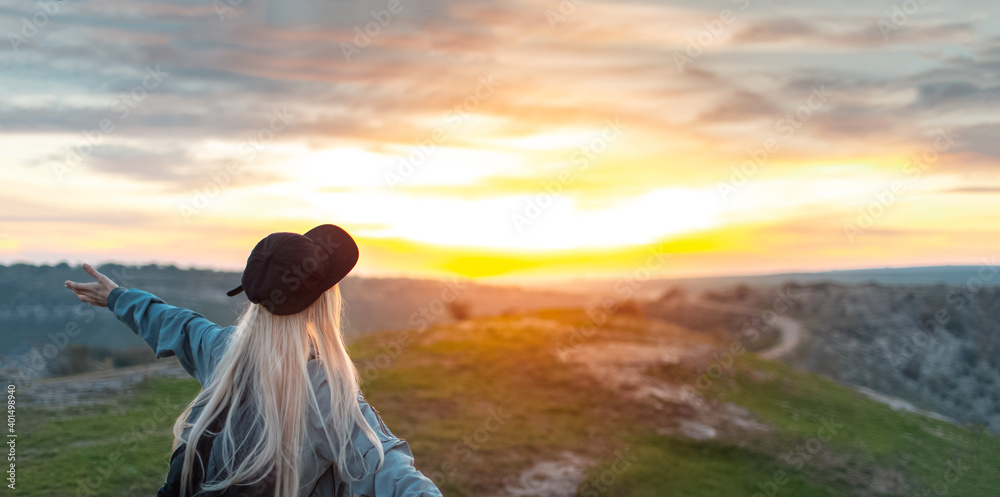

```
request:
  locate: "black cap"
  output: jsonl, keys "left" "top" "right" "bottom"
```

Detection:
{"left": 226, "top": 224, "right": 359, "bottom": 316}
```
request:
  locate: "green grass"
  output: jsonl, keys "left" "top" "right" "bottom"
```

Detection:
{"left": 589, "top": 436, "right": 852, "bottom": 497}
{"left": 15, "top": 308, "right": 1000, "bottom": 496}
{"left": 351, "top": 315, "right": 631, "bottom": 496}
{"left": 705, "top": 354, "right": 1000, "bottom": 496}
{"left": 17, "top": 377, "right": 201, "bottom": 497}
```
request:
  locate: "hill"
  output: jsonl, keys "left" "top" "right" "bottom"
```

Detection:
{"left": 540, "top": 265, "right": 1000, "bottom": 296}
{"left": 14, "top": 306, "right": 1000, "bottom": 496}
{"left": 0, "top": 263, "right": 589, "bottom": 379}
{"left": 646, "top": 282, "right": 1000, "bottom": 432}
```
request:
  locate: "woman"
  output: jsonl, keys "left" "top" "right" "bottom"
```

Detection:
{"left": 64, "top": 224, "right": 442, "bottom": 497}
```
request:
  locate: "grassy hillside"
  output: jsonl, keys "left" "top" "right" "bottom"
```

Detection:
{"left": 16, "top": 307, "right": 1000, "bottom": 496}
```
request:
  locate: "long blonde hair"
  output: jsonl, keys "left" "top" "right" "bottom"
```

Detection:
{"left": 172, "top": 284, "right": 385, "bottom": 496}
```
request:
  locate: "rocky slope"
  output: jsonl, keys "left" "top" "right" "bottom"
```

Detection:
{"left": 647, "top": 281, "right": 1000, "bottom": 431}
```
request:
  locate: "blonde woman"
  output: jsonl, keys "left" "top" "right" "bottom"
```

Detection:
{"left": 64, "top": 225, "right": 442, "bottom": 497}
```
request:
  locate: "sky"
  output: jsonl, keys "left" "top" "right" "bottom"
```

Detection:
{"left": 1, "top": 0, "right": 999, "bottom": 283}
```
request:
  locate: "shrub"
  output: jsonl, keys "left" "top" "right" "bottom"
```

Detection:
{"left": 49, "top": 344, "right": 91, "bottom": 376}
{"left": 613, "top": 299, "right": 644, "bottom": 317}
{"left": 446, "top": 300, "right": 472, "bottom": 321}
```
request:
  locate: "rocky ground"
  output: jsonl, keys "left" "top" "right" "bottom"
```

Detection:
{"left": 19, "top": 358, "right": 189, "bottom": 410}
{"left": 647, "top": 282, "right": 1000, "bottom": 431}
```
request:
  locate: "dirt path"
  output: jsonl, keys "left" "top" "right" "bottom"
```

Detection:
{"left": 556, "top": 315, "right": 771, "bottom": 440}
{"left": 688, "top": 299, "right": 804, "bottom": 360}
{"left": 685, "top": 300, "right": 957, "bottom": 424}
{"left": 528, "top": 315, "right": 772, "bottom": 496}
{"left": 758, "top": 316, "right": 802, "bottom": 360}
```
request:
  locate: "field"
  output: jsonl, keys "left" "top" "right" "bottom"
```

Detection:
{"left": 14, "top": 307, "right": 1000, "bottom": 496}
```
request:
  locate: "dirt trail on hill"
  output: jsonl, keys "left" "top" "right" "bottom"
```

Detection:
{"left": 683, "top": 300, "right": 956, "bottom": 425}
{"left": 688, "top": 299, "right": 804, "bottom": 360}
{"left": 555, "top": 315, "right": 771, "bottom": 442}
{"left": 520, "top": 315, "right": 772, "bottom": 496}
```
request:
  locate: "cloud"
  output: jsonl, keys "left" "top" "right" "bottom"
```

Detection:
{"left": 736, "top": 18, "right": 975, "bottom": 47}
{"left": 915, "top": 80, "right": 981, "bottom": 107}
{"left": 943, "top": 187, "right": 1000, "bottom": 194}
{"left": 945, "top": 123, "right": 1000, "bottom": 162}
{"left": 82, "top": 145, "right": 198, "bottom": 183}
{"left": 25, "top": 143, "right": 285, "bottom": 192}
{"left": 3, "top": 0, "right": 1000, "bottom": 277}
{"left": 696, "top": 90, "right": 779, "bottom": 122}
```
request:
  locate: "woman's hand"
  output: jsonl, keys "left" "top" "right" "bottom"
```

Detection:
{"left": 65, "top": 263, "right": 119, "bottom": 307}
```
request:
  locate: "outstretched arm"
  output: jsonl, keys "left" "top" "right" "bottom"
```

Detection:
{"left": 361, "top": 398, "right": 443, "bottom": 496}
{"left": 65, "top": 264, "right": 232, "bottom": 385}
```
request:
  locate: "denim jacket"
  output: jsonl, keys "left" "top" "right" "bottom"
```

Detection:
{"left": 107, "top": 287, "right": 442, "bottom": 497}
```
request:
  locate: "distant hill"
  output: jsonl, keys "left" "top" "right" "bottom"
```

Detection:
{"left": 0, "top": 263, "right": 590, "bottom": 379}
{"left": 539, "top": 265, "right": 1000, "bottom": 297}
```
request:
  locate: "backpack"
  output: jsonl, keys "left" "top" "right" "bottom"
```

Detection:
{"left": 157, "top": 398, "right": 277, "bottom": 497}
